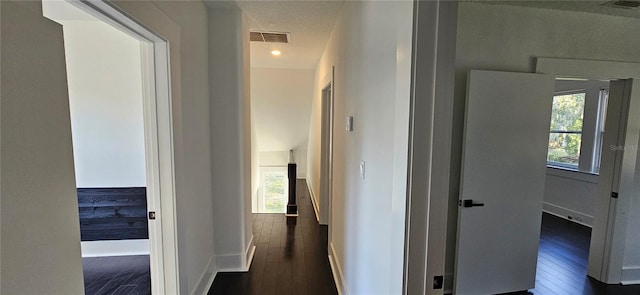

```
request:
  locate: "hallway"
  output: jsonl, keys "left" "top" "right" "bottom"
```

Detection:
{"left": 209, "top": 180, "right": 337, "bottom": 295}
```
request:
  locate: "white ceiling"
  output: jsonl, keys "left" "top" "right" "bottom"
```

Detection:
{"left": 235, "top": 0, "right": 345, "bottom": 69}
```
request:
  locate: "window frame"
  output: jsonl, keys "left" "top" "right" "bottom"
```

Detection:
{"left": 591, "top": 88, "right": 609, "bottom": 174}
{"left": 547, "top": 90, "right": 587, "bottom": 171}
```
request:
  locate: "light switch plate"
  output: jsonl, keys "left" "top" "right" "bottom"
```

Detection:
{"left": 346, "top": 116, "right": 353, "bottom": 131}
{"left": 360, "top": 161, "right": 365, "bottom": 180}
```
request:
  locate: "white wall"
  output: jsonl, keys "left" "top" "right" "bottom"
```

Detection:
{"left": 209, "top": 6, "right": 255, "bottom": 272}
{"left": 251, "top": 67, "right": 314, "bottom": 178}
{"left": 544, "top": 169, "right": 598, "bottom": 226}
{"left": 451, "top": 1, "right": 640, "bottom": 285}
{"left": 260, "top": 151, "right": 289, "bottom": 166}
{"left": 307, "top": 1, "right": 413, "bottom": 293}
{"left": 63, "top": 22, "right": 146, "bottom": 188}
{"left": 1, "top": 1, "right": 84, "bottom": 293}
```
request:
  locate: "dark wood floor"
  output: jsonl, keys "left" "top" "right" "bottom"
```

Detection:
{"left": 208, "top": 179, "right": 338, "bottom": 295}
{"left": 509, "top": 213, "right": 640, "bottom": 295}
{"left": 82, "top": 255, "right": 150, "bottom": 295}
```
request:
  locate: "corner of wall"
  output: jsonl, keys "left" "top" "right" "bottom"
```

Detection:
{"left": 191, "top": 254, "right": 217, "bottom": 295}
{"left": 214, "top": 234, "right": 255, "bottom": 272}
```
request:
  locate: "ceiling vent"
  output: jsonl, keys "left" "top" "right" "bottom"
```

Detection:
{"left": 602, "top": 0, "right": 640, "bottom": 9}
{"left": 250, "top": 31, "right": 290, "bottom": 43}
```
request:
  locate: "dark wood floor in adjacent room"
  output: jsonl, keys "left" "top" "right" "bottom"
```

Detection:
{"left": 82, "top": 255, "right": 150, "bottom": 295}
{"left": 509, "top": 213, "right": 640, "bottom": 295}
{"left": 208, "top": 180, "right": 338, "bottom": 295}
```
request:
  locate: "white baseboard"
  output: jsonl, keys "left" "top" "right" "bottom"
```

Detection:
{"left": 621, "top": 266, "right": 640, "bottom": 285}
{"left": 329, "top": 242, "right": 349, "bottom": 295}
{"left": 308, "top": 187, "right": 320, "bottom": 222}
{"left": 543, "top": 202, "right": 593, "bottom": 227}
{"left": 215, "top": 235, "right": 256, "bottom": 272}
{"left": 191, "top": 254, "right": 218, "bottom": 295}
{"left": 81, "top": 240, "right": 149, "bottom": 257}
{"left": 245, "top": 235, "right": 256, "bottom": 271}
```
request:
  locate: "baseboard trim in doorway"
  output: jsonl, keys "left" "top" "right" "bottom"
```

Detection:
{"left": 329, "top": 242, "right": 349, "bottom": 295}
{"left": 192, "top": 254, "right": 217, "bottom": 295}
{"left": 621, "top": 266, "right": 640, "bottom": 284}
{"left": 215, "top": 235, "right": 256, "bottom": 272}
{"left": 543, "top": 202, "right": 593, "bottom": 227}
{"left": 81, "top": 240, "right": 150, "bottom": 257}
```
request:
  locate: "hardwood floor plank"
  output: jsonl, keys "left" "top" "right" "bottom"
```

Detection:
{"left": 527, "top": 213, "right": 640, "bottom": 295}
{"left": 210, "top": 180, "right": 337, "bottom": 295}
{"left": 82, "top": 255, "right": 150, "bottom": 295}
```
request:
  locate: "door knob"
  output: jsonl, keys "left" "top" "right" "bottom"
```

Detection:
{"left": 460, "top": 199, "right": 485, "bottom": 208}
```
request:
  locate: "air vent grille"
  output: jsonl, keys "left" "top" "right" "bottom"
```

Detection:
{"left": 250, "top": 31, "right": 290, "bottom": 43}
{"left": 602, "top": 0, "right": 640, "bottom": 9}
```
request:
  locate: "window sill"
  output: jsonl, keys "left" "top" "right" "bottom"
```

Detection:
{"left": 546, "top": 166, "right": 599, "bottom": 183}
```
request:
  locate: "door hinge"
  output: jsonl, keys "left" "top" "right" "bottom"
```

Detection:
{"left": 612, "top": 192, "right": 619, "bottom": 199}
{"left": 433, "top": 275, "right": 444, "bottom": 289}
{"left": 148, "top": 211, "right": 156, "bottom": 220}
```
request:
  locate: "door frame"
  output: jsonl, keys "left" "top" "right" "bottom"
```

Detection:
{"left": 320, "top": 68, "right": 335, "bottom": 227}
{"left": 403, "top": 1, "right": 458, "bottom": 294}
{"left": 65, "top": 1, "right": 179, "bottom": 293}
{"left": 537, "top": 57, "right": 640, "bottom": 284}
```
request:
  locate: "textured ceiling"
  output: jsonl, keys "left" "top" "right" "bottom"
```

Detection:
{"left": 469, "top": 0, "right": 640, "bottom": 19}
{"left": 235, "top": 0, "right": 345, "bottom": 69}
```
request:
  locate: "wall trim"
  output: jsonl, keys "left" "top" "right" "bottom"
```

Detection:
{"left": 546, "top": 167, "right": 598, "bottom": 183}
{"left": 543, "top": 202, "right": 593, "bottom": 227}
{"left": 308, "top": 185, "right": 321, "bottom": 222}
{"left": 191, "top": 254, "right": 217, "bottom": 295}
{"left": 621, "top": 266, "right": 640, "bottom": 285}
{"left": 329, "top": 242, "right": 349, "bottom": 295}
{"left": 81, "top": 240, "right": 149, "bottom": 257}
{"left": 215, "top": 236, "right": 256, "bottom": 272}
{"left": 537, "top": 58, "right": 640, "bottom": 80}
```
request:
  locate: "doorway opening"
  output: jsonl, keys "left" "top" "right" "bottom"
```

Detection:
{"left": 43, "top": 0, "right": 178, "bottom": 293}
{"left": 535, "top": 77, "right": 612, "bottom": 293}
{"left": 453, "top": 66, "right": 640, "bottom": 294}
{"left": 320, "top": 81, "right": 334, "bottom": 227}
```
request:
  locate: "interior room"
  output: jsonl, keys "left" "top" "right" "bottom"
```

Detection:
{"left": 43, "top": 2, "right": 152, "bottom": 294}
{"left": 447, "top": 2, "right": 640, "bottom": 294}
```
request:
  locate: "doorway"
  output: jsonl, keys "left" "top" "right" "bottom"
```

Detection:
{"left": 42, "top": 0, "right": 177, "bottom": 293}
{"left": 320, "top": 81, "right": 334, "bottom": 227}
{"left": 453, "top": 59, "right": 640, "bottom": 293}
{"left": 534, "top": 78, "right": 612, "bottom": 293}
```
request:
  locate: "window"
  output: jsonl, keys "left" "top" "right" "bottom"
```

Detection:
{"left": 258, "top": 167, "right": 288, "bottom": 213}
{"left": 547, "top": 92, "right": 586, "bottom": 169}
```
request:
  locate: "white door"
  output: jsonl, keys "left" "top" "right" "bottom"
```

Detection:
{"left": 454, "top": 70, "right": 555, "bottom": 294}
